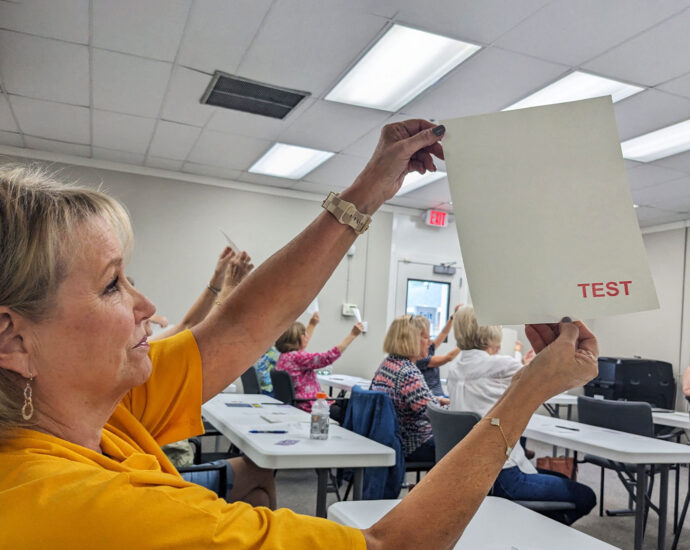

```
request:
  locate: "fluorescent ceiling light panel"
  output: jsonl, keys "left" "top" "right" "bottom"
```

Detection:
{"left": 249, "top": 143, "right": 334, "bottom": 179}
{"left": 504, "top": 71, "right": 644, "bottom": 111}
{"left": 396, "top": 170, "right": 446, "bottom": 196}
{"left": 621, "top": 119, "right": 690, "bottom": 162}
{"left": 325, "top": 24, "right": 480, "bottom": 111}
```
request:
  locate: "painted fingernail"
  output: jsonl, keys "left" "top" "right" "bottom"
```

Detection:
{"left": 561, "top": 316, "right": 573, "bottom": 323}
{"left": 432, "top": 125, "right": 446, "bottom": 136}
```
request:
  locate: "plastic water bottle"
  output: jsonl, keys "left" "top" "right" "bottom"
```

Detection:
{"left": 310, "top": 392, "right": 330, "bottom": 440}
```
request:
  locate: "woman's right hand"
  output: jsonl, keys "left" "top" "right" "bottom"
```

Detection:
{"left": 521, "top": 320, "right": 598, "bottom": 401}
{"left": 351, "top": 322, "right": 365, "bottom": 336}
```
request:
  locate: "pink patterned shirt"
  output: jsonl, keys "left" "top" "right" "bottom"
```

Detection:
{"left": 275, "top": 347, "right": 342, "bottom": 412}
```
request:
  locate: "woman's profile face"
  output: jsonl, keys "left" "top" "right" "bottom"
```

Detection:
{"left": 299, "top": 330, "right": 310, "bottom": 350}
{"left": 418, "top": 330, "right": 431, "bottom": 360}
{"left": 27, "top": 216, "right": 156, "bottom": 407}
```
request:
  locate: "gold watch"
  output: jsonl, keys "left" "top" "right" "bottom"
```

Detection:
{"left": 321, "top": 192, "right": 371, "bottom": 234}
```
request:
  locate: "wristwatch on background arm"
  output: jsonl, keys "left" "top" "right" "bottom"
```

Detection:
{"left": 321, "top": 192, "right": 372, "bottom": 235}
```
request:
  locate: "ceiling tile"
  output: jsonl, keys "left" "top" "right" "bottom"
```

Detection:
{"left": 92, "top": 110, "right": 156, "bottom": 154}
{"left": 397, "top": 178, "right": 452, "bottom": 205}
{"left": 583, "top": 7, "right": 690, "bottom": 86}
{"left": 341, "top": 114, "right": 407, "bottom": 158}
{"left": 206, "top": 97, "right": 315, "bottom": 141}
{"left": 291, "top": 180, "right": 348, "bottom": 195}
{"left": 613, "top": 89, "right": 690, "bottom": 140}
{"left": 302, "top": 153, "right": 367, "bottom": 188}
{"left": 92, "top": 147, "right": 145, "bottom": 166}
{"left": 92, "top": 0, "right": 191, "bottom": 62}
{"left": 93, "top": 49, "right": 172, "bottom": 118}
{"left": 146, "top": 157, "right": 184, "bottom": 171}
{"left": 177, "top": 0, "right": 272, "bottom": 73}
{"left": 0, "top": 31, "right": 88, "bottom": 105}
{"left": 24, "top": 136, "right": 90, "bottom": 157}
{"left": 10, "top": 96, "right": 89, "bottom": 142}
{"left": 636, "top": 206, "right": 690, "bottom": 227}
{"left": 652, "top": 149, "right": 690, "bottom": 173}
{"left": 0, "top": 96, "right": 18, "bottom": 132}
{"left": 236, "top": 171, "right": 295, "bottom": 189}
{"left": 161, "top": 67, "right": 216, "bottom": 126}
{"left": 625, "top": 164, "right": 687, "bottom": 190}
{"left": 658, "top": 71, "right": 690, "bottom": 99}
{"left": 148, "top": 120, "right": 201, "bottom": 160}
{"left": 182, "top": 163, "right": 241, "bottom": 181}
{"left": 279, "top": 100, "right": 389, "bottom": 152}
{"left": 496, "top": 0, "right": 690, "bottom": 67}
{"left": 403, "top": 47, "right": 566, "bottom": 119}
{"left": 0, "top": 130, "right": 23, "bottom": 147}
{"left": 187, "top": 130, "right": 269, "bottom": 170}
{"left": 632, "top": 177, "right": 690, "bottom": 206}
{"left": 0, "top": 0, "right": 89, "bottom": 44}
{"left": 238, "top": 0, "right": 387, "bottom": 97}
{"left": 391, "top": 0, "right": 551, "bottom": 44}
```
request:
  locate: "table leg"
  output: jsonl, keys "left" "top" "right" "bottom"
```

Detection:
{"left": 566, "top": 404, "right": 573, "bottom": 421}
{"left": 316, "top": 469, "right": 329, "bottom": 518}
{"left": 658, "top": 465, "right": 669, "bottom": 550}
{"left": 635, "top": 464, "right": 645, "bottom": 550}
{"left": 352, "top": 469, "right": 363, "bottom": 500}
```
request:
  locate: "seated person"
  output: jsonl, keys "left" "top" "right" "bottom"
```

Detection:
{"left": 254, "top": 313, "right": 320, "bottom": 395}
{"left": 370, "top": 315, "right": 449, "bottom": 463}
{"left": 414, "top": 312, "right": 460, "bottom": 396}
{"left": 274, "top": 320, "right": 363, "bottom": 412}
{"left": 447, "top": 305, "right": 596, "bottom": 525}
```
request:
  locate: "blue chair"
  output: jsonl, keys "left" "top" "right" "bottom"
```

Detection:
{"left": 342, "top": 385, "right": 406, "bottom": 499}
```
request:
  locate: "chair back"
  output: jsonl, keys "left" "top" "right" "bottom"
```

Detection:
{"left": 427, "top": 405, "right": 481, "bottom": 462}
{"left": 270, "top": 369, "right": 296, "bottom": 405}
{"left": 343, "top": 385, "right": 405, "bottom": 499}
{"left": 240, "top": 366, "right": 262, "bottom": 394}
{"left": 577, "top": 395, "right": 654, "bottom": 437}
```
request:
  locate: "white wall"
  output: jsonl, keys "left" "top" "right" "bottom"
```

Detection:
{"left": 33, "top": 160, "right": 395, "bottom": 381}
{"left": 589, "top": 227, "right": 689, "bottom": 409}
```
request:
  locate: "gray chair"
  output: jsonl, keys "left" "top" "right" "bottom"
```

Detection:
{"left": 427, "top": 404, "right": 576, "bottom": 515}
{"left": 577, "top": 396, "right": 657, "bottom": 520}
{"left": 241, "top": 365, "right": 262, "bottom": 394}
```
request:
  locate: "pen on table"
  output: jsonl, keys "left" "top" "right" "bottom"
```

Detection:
{"left": 555, "top": 425, "right": 580, "bottom": 431}
{"left": 249, "top": 429, "right": 288, "bottom": 434}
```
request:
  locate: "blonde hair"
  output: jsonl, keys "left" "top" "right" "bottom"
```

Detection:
{"left": 453, "top": 305, "right": 502, "bottom": 351}
{"left": 275, "top": 322, "right": 306, "bottom": 353}
{"left": 412, "top": 315, "right": 430, "bottom": 335}
{"left": 383, "top": 315, "right": 421, "bottom": 358}
{"left": 0, "top": 163, "right": 133, "bottom": 431}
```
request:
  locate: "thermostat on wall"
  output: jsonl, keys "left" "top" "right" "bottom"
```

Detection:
{"left": 424, "top": 209, "right": 448, "bottom": 227}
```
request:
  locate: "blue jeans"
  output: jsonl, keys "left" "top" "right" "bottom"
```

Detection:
{"left": 492, "top": 466, "right": 596, "bottom": 525}
{"left": 181, "top": 459, "right": 235, "bottom": 493}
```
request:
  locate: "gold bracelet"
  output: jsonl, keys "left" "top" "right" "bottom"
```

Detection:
{"left": 475, "top": 417, "right": 513, "bottom": 458}
{"left": 208, "top": 284, "right": 221, "bottom": 295}
{"left": 214, "top": 299, "right": 222, "bottom": 306}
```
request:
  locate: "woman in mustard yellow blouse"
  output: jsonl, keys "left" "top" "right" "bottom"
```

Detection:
{"left": 0, "top": 120, "right": 598, "bottom": 549}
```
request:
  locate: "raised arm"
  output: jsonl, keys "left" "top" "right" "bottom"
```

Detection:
{"left": 336, "top": 323, "right": 364, "bottom": 353}
{"left": 194, "top": 120, "right": 445, "bottom": 401}
{"left": 363, "top": 320, "right": 599, "bottom": 550}
{"left": 305, "top": 312, "right": 320, "bottom": 339}
{"left": 150, "top": 246, "right": 233, "bottom": 341}
{"left": 426, "top": 347, "right": 460, "bottom": 368}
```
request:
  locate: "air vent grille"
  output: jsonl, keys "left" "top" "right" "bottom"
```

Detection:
{"left": 201, "top": 71, "right": 310, "bottom": 119}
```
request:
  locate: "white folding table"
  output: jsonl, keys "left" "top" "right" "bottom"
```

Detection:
{"left": 202, "top": 393, "right": 395, "bottom": 517}
{"left": 525, "top": 414, "right": 690, "bottom": 550}
{"left": 328, "top": 496, "right": 620, "bottom": 549}
{"left": 317, "top": 373, "right": 370, "bottom": 396}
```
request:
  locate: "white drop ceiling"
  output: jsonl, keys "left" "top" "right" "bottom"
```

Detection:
{"left": 1, "top": 0, "right": 690, "bottom": 227}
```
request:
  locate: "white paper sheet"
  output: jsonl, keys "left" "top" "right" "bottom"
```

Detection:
{"left": 306, "top": 298, "right": 319, "bottom": 315}
{"left": 442, "top": 96, "right": 659, "bottom": 325}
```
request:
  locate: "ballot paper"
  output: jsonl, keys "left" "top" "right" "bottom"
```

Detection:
{"left": 219, "top": 228, "right": 239, "bottom": 253}
{"left": 306, "top": 297, "right": 319, "bottom": 315}
{"left": 442, "top": 96, "right": 658, "bottom": 326}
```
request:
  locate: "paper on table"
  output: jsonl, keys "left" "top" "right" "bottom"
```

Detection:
{"left": 442, "top": 97, "right": 658, "bottom": 325}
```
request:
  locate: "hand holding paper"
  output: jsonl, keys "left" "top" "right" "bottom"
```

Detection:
{"left": 442, "top": 97, "right": 658, "bottom": 325}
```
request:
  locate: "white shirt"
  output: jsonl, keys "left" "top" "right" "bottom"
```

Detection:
{"left": 447, "top": 349, "right": 537, "bottom": 474}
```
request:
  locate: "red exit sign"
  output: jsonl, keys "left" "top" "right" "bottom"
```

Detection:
{"left": 425, "top": 209, "right": 448, "bottom": 227}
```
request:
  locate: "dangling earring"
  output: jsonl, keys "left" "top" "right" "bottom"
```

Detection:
{"left": 21, "top": 377, "right": 34, "bottom": 421}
